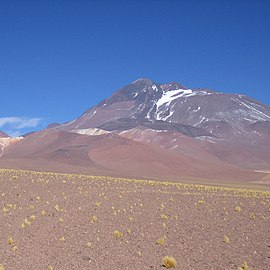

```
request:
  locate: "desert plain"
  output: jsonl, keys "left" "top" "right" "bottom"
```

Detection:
{"left": 0, "top": 169, "right": 269, "bottom": 269}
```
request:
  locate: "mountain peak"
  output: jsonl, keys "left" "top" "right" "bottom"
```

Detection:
{"left": 131, "top": 78, "right": 187, "bottom": 90}
{"left": 132, "top": 78, "right": 155, "bottom": 87}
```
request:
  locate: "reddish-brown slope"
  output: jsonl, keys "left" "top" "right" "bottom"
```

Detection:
{"left": 119, "top": 126, "right": 270, "bottom": 172}
{"left": 0, "top": 128, "right": 265, "bottom": 184}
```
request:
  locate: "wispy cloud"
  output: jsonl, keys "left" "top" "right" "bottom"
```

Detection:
{"left": 0, "top": 117, "right": 43, "bottom": 137}
{"left": 3, "top": 130, "right": 22, "bottom": 138}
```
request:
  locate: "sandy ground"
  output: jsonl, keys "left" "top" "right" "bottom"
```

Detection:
{"left": 0, "top": 169, "right": 270, "bottom": 270}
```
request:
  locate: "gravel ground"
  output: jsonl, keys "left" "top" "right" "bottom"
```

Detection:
{"left": 0, "top": 169, "right": 270, "bottom": 270}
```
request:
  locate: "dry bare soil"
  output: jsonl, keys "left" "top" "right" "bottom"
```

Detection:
{"left": 0, "top": 169, "right": 270, "bottom": 270}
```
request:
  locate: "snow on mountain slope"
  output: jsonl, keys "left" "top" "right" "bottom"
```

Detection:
{"left": 58, "top": 78, "right": 270, "bottom": 141}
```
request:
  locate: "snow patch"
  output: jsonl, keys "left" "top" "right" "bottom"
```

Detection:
{"left": 195, "top": 136, "right": 218, "bottom": 143}
{"left": 231, "top": 98, "right": 270, "bottom": 121}
{"left": 253, "top": 131, "right": 262, "bottom": 137}
{"left": 156, "top": 89, "right": 197, "bottom": 120}
{"left": 156, "top": 89, "right": 195, "bottom": 109}
{"left": 243, "top": 117, "right": 254, "bottom": 122}
{"left": 145, "top": 110, "right": 151, "bottom": 119}
{"left": 196, "top": 116, "right": 206, "bottom": 125}
{"left": 168, "top": 145, "right": 178, "bottom": 150}
{"left": 151, "top": 84, "right": 158, "bottom": 92}
{"left": 193, "top": 106, "right": 201, "bottom": 112}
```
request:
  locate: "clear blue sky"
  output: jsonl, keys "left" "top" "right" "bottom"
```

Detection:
{"left": 1, "top": 0, "right": 270, "bottom": 136}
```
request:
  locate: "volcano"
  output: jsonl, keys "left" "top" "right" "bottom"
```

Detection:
{"left": 1, "top": 78, "right": 270, "bottom": 186}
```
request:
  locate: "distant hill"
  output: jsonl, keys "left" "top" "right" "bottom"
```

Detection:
{"left": 0, "top": 131, "right": 10, "bottom": 138}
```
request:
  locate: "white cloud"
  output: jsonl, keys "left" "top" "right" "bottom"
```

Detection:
{"left": 0, "top": 117, "right": 43, "bottom": 136}
{"left": 0, "top": 117, "right": 42, "bottom": 128}
{"left": 3, "top": 130, "right": 22, "bottom": 138}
